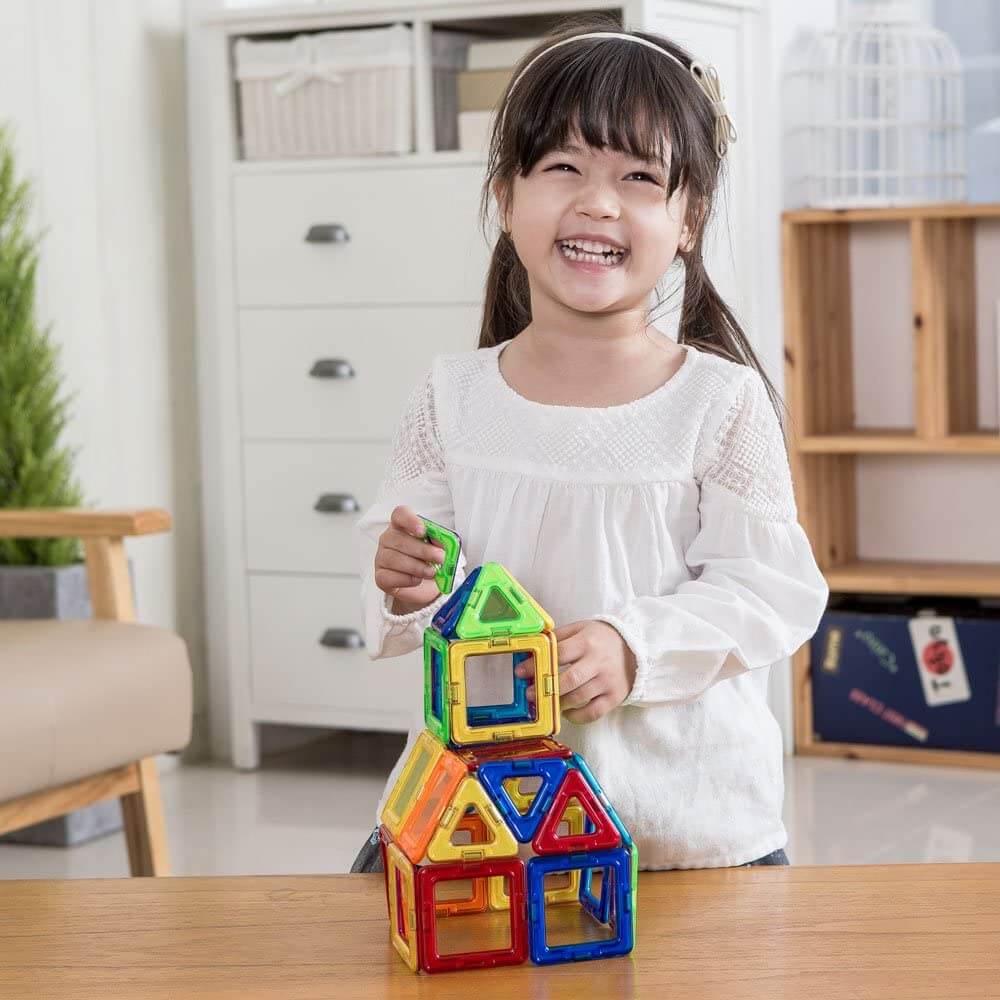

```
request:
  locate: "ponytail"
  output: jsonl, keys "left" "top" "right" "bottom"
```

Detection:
{"left": 677, "top": 248, "right": 787, "bottom": 431}
{"left": 478, "top": 230, "right": 530, "bottom": 349}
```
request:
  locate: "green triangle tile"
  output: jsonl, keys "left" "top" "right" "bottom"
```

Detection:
{"left": 480, "top": 586, "right": 520, "bottom": 623}
{"left": 454, "top": 563, "right": 546, "bottom": 639}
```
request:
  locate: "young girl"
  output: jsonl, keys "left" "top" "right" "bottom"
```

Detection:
{"left": 351, "top": 19, "right": 829, "bottom": 873}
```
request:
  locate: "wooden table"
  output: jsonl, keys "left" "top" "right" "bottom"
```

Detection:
{"left": 1, "top": 865, "right": 998, "bottom": 999}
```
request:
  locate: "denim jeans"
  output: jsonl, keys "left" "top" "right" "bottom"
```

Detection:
{"left": 348, "top": 827, "right": 789, "bottom": 873}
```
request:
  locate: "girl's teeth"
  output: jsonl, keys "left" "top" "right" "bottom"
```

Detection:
{"left": 558, "top": 243, "right": 626, "bottom": 266}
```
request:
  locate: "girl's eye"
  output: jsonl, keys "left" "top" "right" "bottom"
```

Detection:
{"left": 544, "top": 163, "right": 660, "bottom": 185}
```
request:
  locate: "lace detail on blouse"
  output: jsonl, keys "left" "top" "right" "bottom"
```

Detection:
{"left": 373, "top": 370, "right": 444, "bottom": 502}
{"left": 700, "top": 369, "right": 798, "bottom": 523}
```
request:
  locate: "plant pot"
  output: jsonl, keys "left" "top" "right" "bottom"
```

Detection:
{"left": 0, "top": 560, "right": 136, "bottom": 846}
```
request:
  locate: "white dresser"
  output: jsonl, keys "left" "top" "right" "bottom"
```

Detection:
{"left": 185, "top": 0, "right": 766, "bottom": 768}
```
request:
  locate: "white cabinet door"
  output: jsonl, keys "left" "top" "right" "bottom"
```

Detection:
{"left": 239, "top": 304, "right": 480, "bottom": 441}
{"left": 249, "top": 573, "right": 420, "bottom": 727}
{"left": 244, "top": 441, "right": 390, "bottom": 575}
{"left": 233, "top": 165, "right": 493, "bottom": 306}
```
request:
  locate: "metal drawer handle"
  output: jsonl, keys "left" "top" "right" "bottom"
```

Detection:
{"left": 305, "top": 223, "right": 350, "bottom": 244}
{"left": 314, "top": 493, "right": 360, "bottom": 514}
{"left": 309, "top": 358, "right": 355, "bottom": 379}
{"left": 319, "top": 628, "right": 364, "bottom": 650}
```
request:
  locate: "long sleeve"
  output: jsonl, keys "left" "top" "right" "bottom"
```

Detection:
{"left": 354, "top": 368, "right": 466, "bottom": 659}
{"left": 593, "top": 367, "right": 830, "bottom": 706}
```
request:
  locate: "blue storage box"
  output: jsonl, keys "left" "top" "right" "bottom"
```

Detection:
{"left": 811, "top": 595, "right": 1000, "bottom": 754}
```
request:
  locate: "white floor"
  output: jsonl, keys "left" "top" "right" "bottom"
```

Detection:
{"left": 1, "top": 730, "right": 998, "bottom": 878}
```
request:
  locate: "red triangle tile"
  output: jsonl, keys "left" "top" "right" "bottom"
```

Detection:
{"left": 531, "top": 768, "right": 621, "bottom": 855}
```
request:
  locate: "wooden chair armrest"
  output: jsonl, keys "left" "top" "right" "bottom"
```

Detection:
{"left": 0, "top": 508, "right": 171, "bottom": 540}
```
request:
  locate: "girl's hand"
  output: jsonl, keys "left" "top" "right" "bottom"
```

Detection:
{"left": 374, "top": 505, "right": 445, "bottom": 614}
{"left": 516, "top": 620, "right": 638, "bottom": 724}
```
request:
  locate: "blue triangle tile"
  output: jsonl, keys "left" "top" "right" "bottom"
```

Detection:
{"left": 431, "top": 565, "right": 481, "bottom": 639}
{"left": 478, "top": 757, "right": 569, "bottom": 843}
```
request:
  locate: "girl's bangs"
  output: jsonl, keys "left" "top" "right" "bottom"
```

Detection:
{"left": 510, "top": 46, "right": 683, "bottom": 187}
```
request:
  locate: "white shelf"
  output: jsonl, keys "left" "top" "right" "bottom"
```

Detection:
{"left": 233, "top": 148, "right": 487, "bottom": 174}
{"left": 206, "top": 0, "right": 629, "bottom": 33}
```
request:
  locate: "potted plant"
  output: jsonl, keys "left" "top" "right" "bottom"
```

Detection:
{"left": 0, "top": 123, "right": 125, "bottom": 846}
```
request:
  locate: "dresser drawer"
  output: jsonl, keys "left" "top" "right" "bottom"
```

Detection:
{"left": 233, "top": 165, "right": 492, "bottom": 306}
{"left": 244, "top": 441, "right": 389, "bottom": 574}
{"left": 248, "top": 573, "right": 421, "bottom": 718}
{"left": 239, "top": 305, "right": 478, "bottom": 441}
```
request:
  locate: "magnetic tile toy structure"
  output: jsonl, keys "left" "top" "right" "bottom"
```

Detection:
{"left": 379, "top": 517, "right": 637, "bottom": 973}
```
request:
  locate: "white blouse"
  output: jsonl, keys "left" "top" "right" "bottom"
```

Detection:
{"left": 355, "top": 338, "right": 829, "bottom": 869}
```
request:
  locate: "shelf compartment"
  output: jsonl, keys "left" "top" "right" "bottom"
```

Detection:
{"left": 782, "top": 220, "right": 862, "bottom": 436}
{"left": 231, "top": 22, "right": 420, "bottom": 161}
{"left": 785, "top": 202, "right": 1000, "bottom": 770}
{"left": 792, "top": 641, "right": 1000, "bottom": 773}
{"left": 427, "top": 7, "right": 622, "bottom": 154}
{"left": 783, "top": 206, "right": 999, "bottom": 442}
{"left": 911, "top": 216, "right": 978, "bottom": 438}
{"left": 790, "top": 454, "right": 858, "bottom": 570}
{"left": 783, "top": 218, "right": 923, "bottom": 435}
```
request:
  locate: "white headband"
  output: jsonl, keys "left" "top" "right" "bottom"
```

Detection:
{"left": 502, "top": 31, "right": 737, "bottom": 159}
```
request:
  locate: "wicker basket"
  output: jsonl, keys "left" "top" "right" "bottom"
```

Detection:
{"left": 234, "top": 24, "right": 414, "bottom": 160}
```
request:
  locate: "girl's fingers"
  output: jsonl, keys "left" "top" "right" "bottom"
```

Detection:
{"left": 555, "top": 633, "right": 587, "bottom": 670}
{"left": 514, "top": 643, "right": 595, "bottom": 691}
{"left": 558, "top": 658, "right": 598, "bottom": 698}
{"left": 554, "top": 620, "right": 587, "bottom": 641}
{"left": 515, "top": 648, "right": 562, "bottom": 679}
{"left": 390, "top": 505, "right": 425, "bottom": 537}
{"left": 514, "top": 660, "right": 534, "bottom": 679}
{"left": 383, "top": 529, "right": 444, "bottom": 566}
{"left": 559, "top": 677, "right": 605, "bottom": 712}
{"left": 527, "top": 661, "right": 598, "bottom": 705}
{"left": 374, "top": 567, "right": 427, "bottom": 592}
{"left": 563, "top": 694, "right": 614, "bottom": 726}
{"left": 374, "top": 507, "right": 448, "bottom": 599}
{"left": 377, "top": 549, "right": 439, "bottom": 581}
{"left": 515, "top": 633, "right": 585, "bottom": 681}
{"left": 387, "top": 506, "right": 446, "bottom": 562}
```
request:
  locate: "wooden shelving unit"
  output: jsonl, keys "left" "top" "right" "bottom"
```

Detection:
{"left": 781, "top": 202, "right": 1000, "bottom": 770}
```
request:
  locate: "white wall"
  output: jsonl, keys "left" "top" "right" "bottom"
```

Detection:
{"left": 0, "top": 0, "right": 207, "bottom": 756}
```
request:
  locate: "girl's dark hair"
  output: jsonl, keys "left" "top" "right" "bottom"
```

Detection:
{"left": 477, "top": 14, "right": 784, "bottom": 420}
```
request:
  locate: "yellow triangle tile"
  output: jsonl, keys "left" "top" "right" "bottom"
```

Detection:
{"left": 427, "top": 777, "right": 518, "bottom": 863}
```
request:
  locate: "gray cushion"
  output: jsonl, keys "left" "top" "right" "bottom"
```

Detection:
{"left": 0, "top": 619, "right": 192, "bottom": 803}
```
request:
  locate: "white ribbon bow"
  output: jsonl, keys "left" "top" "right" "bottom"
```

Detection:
{"left": 273, "top": 65, "right": 345, "bottom": 98}
{"left": 689, "top": 61, "right": 738, "bottom": 159}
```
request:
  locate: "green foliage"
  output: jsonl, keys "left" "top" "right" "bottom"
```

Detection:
{"left": 0, "top": 124, "right": 86, "bottom": 566}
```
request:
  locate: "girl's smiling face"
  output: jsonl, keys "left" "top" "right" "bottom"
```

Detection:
{"left": 496, "top": 133, "right": 693, "bottom": 316}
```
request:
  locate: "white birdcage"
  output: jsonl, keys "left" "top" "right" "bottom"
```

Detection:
{"left": 784, "top": 0, "right": 966, "bottom": 207}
